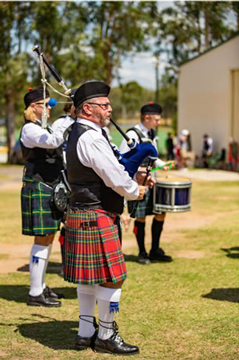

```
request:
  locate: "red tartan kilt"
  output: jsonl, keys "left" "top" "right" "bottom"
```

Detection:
{"left": 64, "top": 209, "right": 127, "bottom": 285}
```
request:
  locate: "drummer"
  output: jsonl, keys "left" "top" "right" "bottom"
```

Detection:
{"left": 119, "top": 102, "right": 173, "bottom": 264}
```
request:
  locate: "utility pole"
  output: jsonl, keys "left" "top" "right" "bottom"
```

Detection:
{"left": 155, "top": 52, "right": 160, "bottom": 103}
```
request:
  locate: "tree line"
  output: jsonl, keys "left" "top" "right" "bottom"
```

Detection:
{"left": 0, "top": 1, "right": 238, "bottom": 162}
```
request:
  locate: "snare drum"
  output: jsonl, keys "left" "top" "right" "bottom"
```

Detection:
{"left": 153, "top": 175, "right": 192, "bottom": 213}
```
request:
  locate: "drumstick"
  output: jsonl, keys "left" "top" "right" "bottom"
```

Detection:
{"left": 151, "top": 161, "right": 173, "bottom": 172}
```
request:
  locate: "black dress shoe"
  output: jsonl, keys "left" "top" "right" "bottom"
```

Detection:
{"left": 149, "top": 248, "right": 172, "bottom": 262}
{"left": 138, "top": 252, "right": 151, "bottom": 265}
{"left": 75, "top": 331, "right": 98, "bottom": 351}
{"left": 27, "top": 292, "right": 61, "bottom": 307}
{"left": 94, "top": 322, "right": 139, "bottom": 355}
{"left": 43, "top": 286, "right": 64, "bottom": 299}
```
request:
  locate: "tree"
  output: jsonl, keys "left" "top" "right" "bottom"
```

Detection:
{"left": 230, "top": 2, "right": 239, "bottom": 31}
{"left": 120, "top": 81, "right": 143, "bottom": 120}
{"left": 2, "top": 1, "right": 238, "bottom": 162}
{"left": 87, "top": 1, "right": 157, "bottom": 84}
{"left": 0, "top": 2, "right": 32, "bottom": 162}
{"left": 156, "top": 1, "right": 236, "bottom": 67}
{"left": 0, "top": 2, "right": 90, "bottom": 162}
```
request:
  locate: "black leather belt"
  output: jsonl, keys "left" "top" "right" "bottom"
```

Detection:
{"left": 80, "top": 220, "right": 98, "bottom": 228}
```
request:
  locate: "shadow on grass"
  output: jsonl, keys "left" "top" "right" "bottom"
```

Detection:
{"left": 202, "top": 288, "right": 239, "bottom": 303}
{"left": 0, "top": 285, "right": 77, "bottom": 303}
{"left": 18, "top": 319, "right": 78, "bottom": 350}
{"left": 17, "top": 261, "right": 63, "bottom": 274}
{"left": 221, "top": 247, "right": 239, "bottom": 259}
{"left": 123, "top": 254, "right": 138, "bottom": 263}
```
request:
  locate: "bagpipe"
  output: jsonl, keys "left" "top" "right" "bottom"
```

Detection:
{"left": 32, "top": 45, "right": 159, "bottom": 216}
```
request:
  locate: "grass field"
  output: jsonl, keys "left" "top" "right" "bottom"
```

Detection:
{"left": 0, "top": 178, "right": 239, "bottom": 359}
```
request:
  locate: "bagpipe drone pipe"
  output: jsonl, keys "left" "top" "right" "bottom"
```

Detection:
{"left": 32, "top": 45, "right": 158, "bottom": 202}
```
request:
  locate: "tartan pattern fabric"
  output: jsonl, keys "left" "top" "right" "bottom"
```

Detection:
{"left": 21, "top": 177, "right": 61, "bottom": 236}
{"left": 64, "top": 209, "right": 127, "bottom": 285}
{"left": 128, "top": 187, "right": 154, "bottom": 218}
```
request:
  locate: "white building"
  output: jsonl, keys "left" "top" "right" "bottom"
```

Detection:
{"left": 178, "top": 33, "right": 239, "bottom": 157}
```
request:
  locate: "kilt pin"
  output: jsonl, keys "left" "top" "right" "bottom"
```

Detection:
{"left": 64, "top": 209, "right": 127, "bottom": 285}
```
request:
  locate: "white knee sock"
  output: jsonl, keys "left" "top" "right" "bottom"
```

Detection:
{"left": 77, "top": 284, "right": 98, "bottom": 338}
{"left": 42, "top": 244, "right": 52, "bottom": 290}
{"left": 97, "top": 287, "right": 122, "bottom": 340}
{"left": 29, "top": 244, "right": 49, "bottom": 297}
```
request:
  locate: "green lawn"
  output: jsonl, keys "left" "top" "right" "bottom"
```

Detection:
{"left": 0, "top": 179, "right": 239, "bottom": 359}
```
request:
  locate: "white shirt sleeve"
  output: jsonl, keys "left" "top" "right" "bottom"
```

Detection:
{"left": 51, "top": 116, "right": 74, "bottom": 132}
{"left": 21, "top": 117, "right": 74, "bottom": 149}
{"left": 77, "top": 129, "right": 139, "bottom": 201}
{"left": 154, "top": 158, "right": 166, "bottom": 168}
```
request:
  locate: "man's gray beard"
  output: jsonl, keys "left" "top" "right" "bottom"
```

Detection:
{"left": 100, "top": 117, "right": 109, "bottom": 127}
{"left": 104, "top": 118, "right": 111, "bottom": 127}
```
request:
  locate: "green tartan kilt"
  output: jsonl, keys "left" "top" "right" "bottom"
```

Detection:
{"left": 128, "top": 187, "right": 154, "bottom": 218}
{"left": 21, "top": 178, "right": 62, "bottom": 236}
{"left": 64, "top": 209, "right": 127, "bottom": 285}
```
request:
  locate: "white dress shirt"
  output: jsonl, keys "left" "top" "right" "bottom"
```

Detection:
{"left": 76, "top": 118, "right": 139, "bottom": 201}
{"left": 20, "top": 116, "right": 74, "bottom": 149}
{"left": 51, "top": 115, "right": 75, "bottom": 132}
{"left": 119, "top": 122, "right": 166, "bottom": 168}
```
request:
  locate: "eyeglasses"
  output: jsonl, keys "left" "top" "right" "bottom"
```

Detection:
{"left": 35, "top": 102, "right": 51, "bottom": 107}
{"left": 87, "top": 102, "right": 111, "bottom": 110}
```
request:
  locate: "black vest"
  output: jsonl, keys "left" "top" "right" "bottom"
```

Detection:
{"left": 20, "top": 121, "right": 63, "bottom": 186}
{"left": 66, "top": 122, "right": 124, "bottom": 214}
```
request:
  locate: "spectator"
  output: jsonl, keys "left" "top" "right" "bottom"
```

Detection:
{"left": 165, "top": 132, "right": 175, "bottom": 161}
{"left": 228, "top": 138, "right": 238, "bottom": 172}
{"left": 201, "top": 134, "right": 213, "bottom": 168}
{"left": 177, "top": 129, "right": 191, "bottom": 169}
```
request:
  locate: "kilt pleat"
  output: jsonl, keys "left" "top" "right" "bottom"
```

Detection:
{"left": 21, "top": 177, "right": 61, "bottom": 236}
{"left": 128, "top": 187, "right": 154, "bottom": 218}
{"left": 64, "top": 209, "right": 127, "bottom": 285}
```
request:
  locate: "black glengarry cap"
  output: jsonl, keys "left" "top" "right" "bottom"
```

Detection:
{"left": 73, "top": 80, "right": 110, "bottom": 108}
{"left": 24, "top": 87, "right": 50, "bottom": 109}
{"left": 141, "top": 102, "right": 163, "bottom": 115}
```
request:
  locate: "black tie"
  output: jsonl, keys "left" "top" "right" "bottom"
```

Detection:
{"left": 102, "top": 128, "right": 119, "bottom": 158}
{"left": 102, "top": 128, "right": 111, "bottom": 144}
{"left": 148, "top": 130, "right": 154, "bottom": 140}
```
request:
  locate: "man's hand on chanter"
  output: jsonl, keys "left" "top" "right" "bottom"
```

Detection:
{"left": 136, "top": 171, "right": 156, "bottom": 188}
